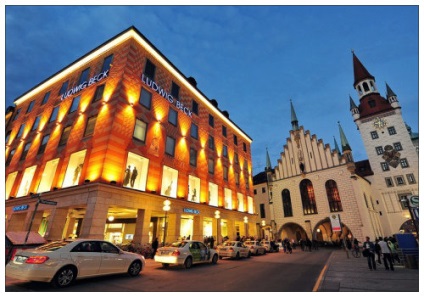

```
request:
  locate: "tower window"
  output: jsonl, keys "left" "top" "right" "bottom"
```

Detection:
{"left": 368, "top": 99, "right": 376, "bottom": 108}
{"left": 388, "top": 126, "right": 397, "bottom": 135}
{"left": 394, "top": 176, "right": 405, "bottom": 186}
{"left": 375, "top": 146, "right": 384, "bottom": 155}
{"left": 406, "top": 174, "right": 416, "bottom": 184}
{"left": 393, "top": 142, "right": 403, "bottom": 151}
{"left": 363, "top": 82, "right": 370, "bottom": 92}
{"left": 370, "top": 131, "right": 379, "bottom": 139}
{"left": 400, "top": 158, "right": 409, "bottom": 168}
{"left": 381, "top": 162, "right": 390, "bottom": 171}
{"left": 385, "top": 177, "right": 394, "bottom": 187}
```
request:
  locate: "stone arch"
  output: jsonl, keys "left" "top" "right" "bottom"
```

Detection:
{"left": 277, "top": 222, "right": 307, "bottom": 242}
{"left": 313, "top": 217, "right": 354, "bottom": 246}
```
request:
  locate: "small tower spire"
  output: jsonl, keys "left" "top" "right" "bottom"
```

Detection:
{"left": 333, "top": 136, "right": 341, "bottom": 156}
{"left": 352, "top": 52, "right": 378, "bottom": 99}
{"left": 290, "top": 99, "right": 299, "bottom": 130}
{"left": 338, "top": 121, "right": 352, "bottom": 152}
{"left": 265, "top": 148, "right": 272, "bottom": 171}
{"left": 386, "top": 82, "right": 400, "bottom": 108}
{"left": 349, "top": 95, "right": 360, "bottom": 120}
{"left": 338, "top": 121, "right": 355, "bottom": 174}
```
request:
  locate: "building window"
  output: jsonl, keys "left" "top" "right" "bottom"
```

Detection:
{"left": 139, "top": 87, "right": 152, "bottom": 109}
{"left": 399, "top": 194, "right": 410, "bottom": 210}
{"left": 6, "top": 149, "right": 15, "bottom": 166}
{"left": 192, "top": 100, "right": 199, "bottom": 115}
{"left": 189, "top": 148, "right": 197, "bottom": 167}
{"left": 406, "top": 174, "right": 416, "bottom": 184}
{"left": 222, "top": 126, "right": 227, "bottom": 137}
{"left": 79, "top": 67, "right": 91, "bottom": 85}
{"left": 223, "top": 165, "right": 228, "bottom": 181}
{"left": 381, "top": 162, "right": 390, "bottom": 171}
{"left": 17, "top": 123, "right": 25, "bottom": 138}
{"left": 235, "top": 172, "right": 240, "bottom": 186}
{"left": 375, "top": 146, "right": 384, "bottom": 155}
{"left": 234, "top": 153, "right": 239, "bottom": 166}
{"left": 299, "top": 179, "right": 318, "bottom": 215}
{"left": 261, "top": 187, "right": 266, "bottom": 193}
{"left": 393, "top": 142, "right": 403, "bottom": 151}
{"left": 144, "top": 59, "right": 156, "bottom": 80}
{"left": 168, "top": 108, "right": 178, "bottom": 126}
{"left": 233, "top": 135, "right": 238, "bottom": 145}
{"left": 209, "top": 114, "right": 214, "bottom": 127}
{"left": 282, "top": 189, "right": 293, "bottom": 217}
{"left": 260, "top": 204, "right": 266, "bottom": 219}
{"left": 20, "top": 142, "right": 32, "bottom": 161}
{"left": 62, "top": 149, "right": 86, "bottom": 188}
{"left": 385, "top": 177, "right": 394, "bottom": 187}
{"left": 69, "top": 95, "right": 81, "bottom": 113}
{"left": 190, "top": 123, "right": 198, "bottom": 139}
{"left": 26, "top": 101, "right": 35, "bottom": 114}
{"left": 49, "top": 106, "right": 59, "bottom": 123}
{"left": 223, "top": 145, "right": 228, "bottom": 158}
{"left": 388, "top": 126, "right": 397, "bottom": 135}
{"left": 38, "top": 134, "right": 50, "bottom": 155}
{"left": 243, "top": 143, "right": 247, "bottom": 152}
{"left": 59, "top": 80, "right": 69, "bottom": 96}
{"left": 133, "top": 119, "right": 147, "bottom": 142}
{"left": 123, "top": 152, "right": 149, "bottom": 191}
{"left": 12, "top": 108, "right": 21, "bottom": 121}
{"left": 325, "top": 180, "right": 343, "bottom": 212}
{"left": 165, "top": 136, "right": 176, "bottom": 156}
{"left": 31, "top": 116, "right": 41, "bottom": 131}
{"left": 59, "top": 126, "right": 72, "bottom": 146}
{"left": 84, "top": 116, "right": 97, "bottom": 137}
{"left": 101, "top": 54, "right": 113, "bottom": 73}
{"left": 368, "top": 99, "right": 376, "bottom": 107}
{"left": 253, "top": 189, "right": 257, "bottom": 195}
{"left": 370, "top": 131, "right": 379, "bottom": 139}
{"left": 92, "top": 84, "right": 105, "bottom": 103}
{"left": 400, "top": 158, "right": 409, "bottom": 168}
{"left": 41, "top": 91, "right": 50, "bottom": 105}
{"left": 170, "top": 82, "right": 180, "bottom": 99}
{"left": 394, "top": 176, "right": 405, "bottom": 186}
{"left": 208, "top": 158, "right": 214, "bottom": 174}
{"left": 188, "top": 175, "right": 200, "bottom": 203}
{"left": 208, "top": 135, "right": 215, "bottom": 150}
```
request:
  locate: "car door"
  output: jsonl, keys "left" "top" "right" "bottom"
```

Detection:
{"left": 189, "top": 242, "right": 201, "bottom": 263}
{"left": 99, "top": 241, "right": 128, "bottom": 274}
{"left": 70, "top": 241, "right": 102, "bottom": 277}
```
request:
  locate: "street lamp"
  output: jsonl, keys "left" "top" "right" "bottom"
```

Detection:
{"left": 163, "top": 199, "right": 171, "bottom": 246}
{"left": 214, "top": 210, "right": 220, "bottom": 244}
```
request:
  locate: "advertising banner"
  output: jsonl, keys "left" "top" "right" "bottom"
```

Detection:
{"left": 330, "top": 214, "right": 341, "bottom": 232}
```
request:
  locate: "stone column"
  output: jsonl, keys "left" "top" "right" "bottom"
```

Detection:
{"left": 133, "top": 208, "right": 151, "bottom": 244}
{"left": 45, "top": 208, "right": 69, "bottom": 241}
{"left": 79, "top": 196, "right": 108, "bottom": 239}
{"left": 193, "top": 215, "right": 203, "bottom": 241}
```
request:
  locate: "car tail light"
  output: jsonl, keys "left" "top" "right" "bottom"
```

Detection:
{"left": 25, "top": 256, "right": 49, "bottom": 264}
{"left": 171, "top": 250, "right": 180, "bottom": 256}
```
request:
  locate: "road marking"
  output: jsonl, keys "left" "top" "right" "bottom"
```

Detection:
{"left": 312, "top": 251, "right": 333, "bottom": 291}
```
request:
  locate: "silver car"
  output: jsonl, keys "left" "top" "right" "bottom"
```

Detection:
{"left": 217, "top": 241, "right": 251, "bottom": 259}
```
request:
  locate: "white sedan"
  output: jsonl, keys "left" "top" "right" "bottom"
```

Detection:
{"left": 154, "top": 240, "right": 218, "bottom": 269}
{"left": 217, "top": 241, "right": 251, "bottom": 259}
{"left": 6, "top": 239, "right": 145, "bottom": 288}
{"left": 243, "top": 240, "right": 267, "bottom": 255}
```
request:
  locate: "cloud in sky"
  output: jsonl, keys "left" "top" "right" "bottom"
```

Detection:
{"left": 5, "top": 5, "right": 419, "bottom": 175}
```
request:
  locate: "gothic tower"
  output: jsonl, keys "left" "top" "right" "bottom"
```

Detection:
{"left": 349, "top": 52, "right": 419, "bottom": 236}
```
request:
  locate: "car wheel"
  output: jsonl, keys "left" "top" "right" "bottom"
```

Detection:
{"left": 184, "top": 257, "right": 193, "bottom": 269}
{"left": 128, "top": 260, "right": 142, "bottom": 276}
{"left": 235, "top": 252, "right": 240, "bottom": 260}
{"left": 162, "top": 263, "right": 170, "bottom": 268}
{"left": 211, "top": 254, "right": 218, "bottom": 264}
{"left": 52, "top": 266, "right": 76, "bottom": 288}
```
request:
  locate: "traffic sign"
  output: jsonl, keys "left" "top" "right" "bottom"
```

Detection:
{"left": 409, "top": 195, "right": 419, "bottom": 208}
{"left": 39, "top": 199, "right": 57, "bottom": 205}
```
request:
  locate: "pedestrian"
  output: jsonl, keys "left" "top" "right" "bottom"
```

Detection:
{"left": 374, "top": 238, "right": 382, "bottom": 265}
{"left": 210, "top": 236, "right": 215, "bottom": 249}
{"left": 152, "top": 237, "right": 159, "bottom": 259}
{"left": 379, "top": 237, "right": 394, "bottom": 271}
{"left": 362, "top": 236, "right": 377, "bottom": 270}
{"left": 387, "top": 237, "right": 401, "bottom": 264}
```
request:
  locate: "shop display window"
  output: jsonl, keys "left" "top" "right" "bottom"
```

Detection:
{"left": 180, "top": 217, "right": 193, "bottom": 239}
{"left": 224, "top": 188, "right": 232, "bottom": 209}
{"left": 203, "top": 220, "right": 213, "bottom": 237}
{"left": 161, "top": 165, "right": 178, "bottom": 198}
{"left": 6, "top": 171, "right": 18, "bottom": 200}
{"left": 208, "top": 182, "right": 218, "bottom": 206}
{"left": 188, "top": 175, "right": 200, "bottom": 203}
{"left": 247, "top": 196, "right": 254, "bottom": 214}
{"left": 237, "top": 192, "right": 244, "bottom": 211}
{"left": 16, "top": 165, "right": 37, "bottom": 197}
{"left": 37, "top": 158, "right": 59, "bottom": 193}
{"left": 62, "top": 150, "right": 87, "bottom": 188}
{"left": 123, "top": 152, "right": 149, "bottom": 191}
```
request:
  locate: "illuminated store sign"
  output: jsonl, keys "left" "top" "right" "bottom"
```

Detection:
{"left": 183, "top": 208, "right": 200, "bottom": 215}
{"left": 142, "top": 74, "right": 192, "bottom": 117}
{"left": 13, "top": 205, "right": 29, "bottom": 212}
{"left": 61, "top": 70, "right": 109, "bottom": 100}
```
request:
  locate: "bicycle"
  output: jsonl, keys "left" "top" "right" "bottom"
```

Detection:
{"left": 351, "top": 244, "right": 361, "bottom": 258}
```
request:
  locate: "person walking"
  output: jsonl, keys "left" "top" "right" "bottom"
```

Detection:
{"left": 152, "top": 237, "right": 159, "bottom": 259}
{"left": 379, "top": 237, "right": 394, "bottom": 271}
{"left": 374, "top": 238, "right": 382, "bottom": 265}
{"left": 363, "top": 236, "right": 377, "bottom": 270}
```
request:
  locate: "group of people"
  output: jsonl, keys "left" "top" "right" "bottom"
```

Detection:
{"left": 362, "top": 236, "right": 400, "bottom": 271}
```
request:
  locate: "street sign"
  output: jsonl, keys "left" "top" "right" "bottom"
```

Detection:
{"left": 409, "top": 195, "right": 419, "bottom": 208}
{"left": 39, "top": 199, "right": 57, "bottom": 205}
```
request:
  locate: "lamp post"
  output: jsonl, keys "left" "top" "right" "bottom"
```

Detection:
{"left": 214, "top": 210, "right": 220, "bottom": 244}
{"left": 163, "top": 199, "right": 171, "bottom": 246}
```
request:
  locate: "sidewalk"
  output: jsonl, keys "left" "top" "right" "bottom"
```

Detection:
{"left": 317, "top": 249, "right": 420, "bottom": 292}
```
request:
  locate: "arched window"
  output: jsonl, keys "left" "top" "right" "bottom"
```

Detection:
{"left": 281, "top": 189, "right": 293, "bottom": 217}
{"left": 299, "top": 179, "right": 318, "bottom": 215}
{"left": 362, "top": 82, "right": 370, "bottom": 92}
{"left": 326, "top": 180, "right": 343, "bottom": 212}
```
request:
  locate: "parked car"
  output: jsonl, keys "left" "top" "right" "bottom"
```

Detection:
{"left": 261, "top": 240, "right": 280, "bottom": 253}
{"left": 243, "top": 240, "right": 266, "bottom": 255}
{"left": 154, "top": 240, "right": 218, "bottom": 269}
{"left": 5, "top": 231, "right": 47, "bottom": 265}
{"left": 6, "top": 239, "right": 145, "bottom": 288}
{"left": 217, "top": 241, "right": 251, "bottom": 259}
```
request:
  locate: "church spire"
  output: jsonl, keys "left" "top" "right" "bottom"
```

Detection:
{"left": 333, "top": 136, "right": 341, "bottom": 156}
{"left": 352, "top": 51, "right": 378, "bottom": 99}
{"left": 290, "top": 99, "right": 299, "bottom": 130}
{"left": 349, "top": 95, "right": 360, "bottom": 120}
{"left": 386, "top": 82, "right": 400, "bottom": 108}
{"left": 338, "top": 121, "right": 352, "bottom": 152}
{"left": 265, "top": 147, "right": 272, "bottom": 171}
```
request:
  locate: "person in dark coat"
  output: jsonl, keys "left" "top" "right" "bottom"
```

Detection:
{"left": 152, "top": 237, "right": 159, "bottom": 259}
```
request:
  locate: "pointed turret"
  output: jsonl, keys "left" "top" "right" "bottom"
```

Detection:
{"left": 338, "top": 122, "right": 355, "bottom": 174}
{"left": 349, "top": 95, "right": 360, "bottom": 120}
{"left": 386, "top": 82, "right": 400, "bottom": 108}
{"left": 290, "top": 99, "right": 299, "bottom": 131}
{"left": 338, "top": 121, "right": 352, "bottom": 153}
{"left": 265, "top": 148, "right": 272, "bottom": 171}
{"left": 333, "top": 136, "right": 341, "bottom": 156}
{"left": 352, "top": 51, "right": 378, "bottom": 99}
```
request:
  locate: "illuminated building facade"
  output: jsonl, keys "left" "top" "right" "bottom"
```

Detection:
{"left": 5, "top": 26, "right": 255, "bottom": 245}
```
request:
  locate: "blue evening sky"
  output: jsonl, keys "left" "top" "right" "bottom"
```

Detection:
{"left": 3, "top": 4, "right": 419, "bottom": 176}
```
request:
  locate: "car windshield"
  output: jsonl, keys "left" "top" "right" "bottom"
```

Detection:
{"left": 35, "top": 240, "right": 71, "bottom": 251}
{"left": 169, "top": 241, "right": 188, "bottom": 248}
{"left": 223, "top": 242, "right": 235, "bottom": 247}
